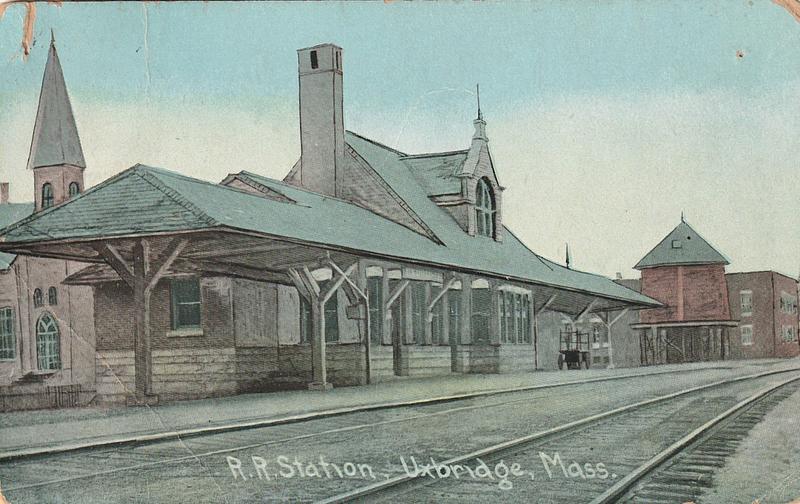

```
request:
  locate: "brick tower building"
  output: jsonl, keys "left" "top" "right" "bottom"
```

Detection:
{"left": 632, "top": 217, "right": 737, "bottom": 365}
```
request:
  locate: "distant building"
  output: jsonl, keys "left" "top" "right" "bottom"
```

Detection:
{"left": 0, "top": 37, "right": 95, "bottom": 411}
{"left": 631, "top": 218, "right": 738, "bottom": 365}
{"left": 726, "top": 271, "right": 799, "bottom": 359}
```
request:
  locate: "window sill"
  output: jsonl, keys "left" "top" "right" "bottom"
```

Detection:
{"left": 31, "top": 369, "right": 58, "bottom": 376}
{"left": 167, "top": 328, "right": 204, "bottom": 338}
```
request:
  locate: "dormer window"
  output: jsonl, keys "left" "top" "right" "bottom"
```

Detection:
{"left": 475, "top": 178, "right": 496, "bottom": 238}
{"left": 42, "top": 183, "right": 54, "bottom": 209}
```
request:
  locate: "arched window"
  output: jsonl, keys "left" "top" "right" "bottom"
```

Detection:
{"left": 33, "top": 288, "right": 43, "bottom": 308}
{"left": 41, "top": 183, "right": 54, "bottom": 209}
{"left": 36, "top": 312, "right": 61, "bottom": 370}
{"left": 68, "top": 182, "right": 80, "bottom": 198}
{"left": 48, "top": 286, "right": 58, "bottom": 306}
{"left": 475, "top": 178, "right": 496, "bottom": 238}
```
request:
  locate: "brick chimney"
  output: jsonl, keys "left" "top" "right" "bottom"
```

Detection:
{"left": 297, "top": 44, "right": 344, "bottom": 197}
{"left": 0, "top": 183, "right": 8, "bottom": 204}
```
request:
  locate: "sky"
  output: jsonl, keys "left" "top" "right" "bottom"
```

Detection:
{"left": 0, "top": 1, "right": 799, "bottom": 279}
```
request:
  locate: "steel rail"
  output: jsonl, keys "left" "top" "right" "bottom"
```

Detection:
{"left": 588, "top": 373, "right": 800, "bottom": 504}
{"left": 316, "top": 366, "right": 800, "bottom": 504}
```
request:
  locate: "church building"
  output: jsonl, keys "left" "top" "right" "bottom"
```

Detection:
{"left": 0, "top": 36, "right": 95, "bottom": 411}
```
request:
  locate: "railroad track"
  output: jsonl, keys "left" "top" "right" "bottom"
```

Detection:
{"left": 1, "top": 367, "right": 798, "bottom": 503}
{"left": 612, "top": 379, "right": 799, "bottom": 503}
{"left": 321, "top": 371, "right": 800, "bottom": 504}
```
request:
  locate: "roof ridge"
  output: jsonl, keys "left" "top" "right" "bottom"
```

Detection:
{"left": 0, "top": 165, "right": 143, "bottom": 239}
{"left": 502, "top": 226, "right": 554, "bottom": 272}
{"left": 400, "top": 149, "right": 469, "bottom": 159}
{"left": 634, "top": 220, "right": 729, "bottom": 270}
{"left": 345, "top": 131, "right": 408, "bottom": 157}
{"left": 134, "top": 166, "right": 219, "bottom": 228}
{"left": 345, "top": 145, "right": 444, "bottom": 245}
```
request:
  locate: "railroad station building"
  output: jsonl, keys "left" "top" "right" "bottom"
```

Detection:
{"left": 0, "top": 42, "right": 659, "bottom": 405}
{"left": 0, "top": 38, "right": 96, "bottom": 411}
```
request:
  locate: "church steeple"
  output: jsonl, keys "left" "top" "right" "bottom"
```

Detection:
{"left": 28, "top": 33, "right": 86, "bottom": 211}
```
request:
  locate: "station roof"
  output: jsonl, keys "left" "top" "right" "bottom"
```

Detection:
{"left": 634, "top": 220, "right": 730, "bottom": 270}
{"left": 0, "top": 133, "right": 659, "bottom": 310}
{"left": 0, "top": 203, "right": 34, "bottom": 269}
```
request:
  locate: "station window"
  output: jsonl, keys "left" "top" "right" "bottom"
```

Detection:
{"left": 471, "top": 286, "right": 491, "bottom": 344}
{"left": 499, "top": 291, "right": 531, "bottom": 344}
{"left": 430, "top": 285, "right": 445, "bottom": 345}
{"left": 299, "top": 296, "right": 312, "bottom": 344}
{"left": 0, "top": 307, "right": 15, "bottom": 360}
{"left": 410, "top": 282, "right": 426, "bottom": 344}
{"left": 475, "top": 178, "right": 496, "bottom": 238}
{"left": 740, "top": 325, "right": 753, "bottom": 346}
{"left": 367, "top": 276, "right": 383, "bottom": 345}
{"left": 170, "top": 277, "right": 202, "bottom": 330}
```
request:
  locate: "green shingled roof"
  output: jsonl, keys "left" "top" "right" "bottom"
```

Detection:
{"left": 634, "top": 220, "right": 730, "bottom": 270}
{"left": 0, "top": 203, "right": 34, "bottom": 269}
{"left": 0, "top": 133, "right": 659, "bottom": 308}
{"left": 400, "top": 150, "right": 466, "bottom": 196}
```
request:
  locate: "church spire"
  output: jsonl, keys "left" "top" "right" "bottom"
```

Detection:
{"left": 26, "top": 33, "right": 86, "bottom": 171}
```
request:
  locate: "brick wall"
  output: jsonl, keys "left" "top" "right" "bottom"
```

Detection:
{"left": 727, "top": 272, "right": 773, "bottom": 359}
{"left": 772, "top": 273, "right": 799, "bottom": 358}
{"left": 641, "top": 264, "right": 730, "bottom": 323}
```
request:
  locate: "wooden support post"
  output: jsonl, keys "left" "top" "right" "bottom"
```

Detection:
{"left": 576, "top": 298, "right": 599, "bottom": 324}
{"left": 309, "top": 299, "right": 328, "bottom": 390}
{"left": 132, "top": 241, "right": 149, "bottom": 398}
{"left": 533, "top": 294, "right": 557, "bottom": 370}
{"left": 423, "top": 283, "right": 433, "bottom": 345}
{"left": 328, "top": 259, "right": 370, "bottom": 385}
{"left": 94, "top": 238, "right": 187, "bottom": 401}
{"left": 598, "top": 308, "right": 628, "bottom": 369}
{"left": 460, "top": 274, "right": 472, "bottom": 345}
